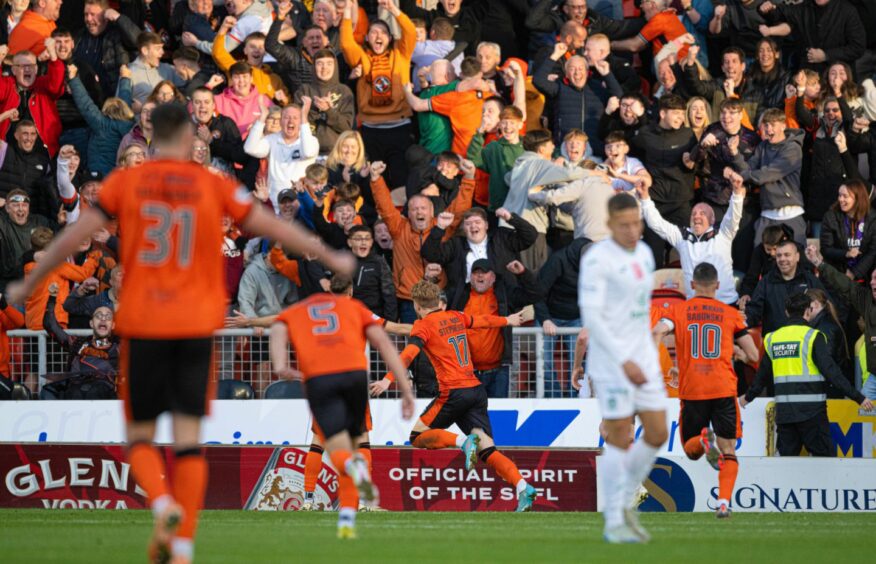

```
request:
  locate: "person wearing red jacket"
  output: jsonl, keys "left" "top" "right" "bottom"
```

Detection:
{"left": 0, "top": 292, "right": 25, "bottom": 380}
{"left": 0, "top": 38, "right": 65, "bottom": 157}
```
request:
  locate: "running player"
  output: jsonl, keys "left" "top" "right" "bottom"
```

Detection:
{"left": 369, "top": 280, "right": 539, "bottom": 511}
{"left": 652, "top": 262, "right": 760, "bottom": 518}
{"left": 579, "top": 193, "right": 668, "bottom": 544}
{"left": 270, "top": 275, "right": 415, "bottom": 538}
{"left": 6, "top": 103, "right": 356, "bottom": 564}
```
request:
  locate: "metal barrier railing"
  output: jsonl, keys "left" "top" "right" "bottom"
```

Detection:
{"left": 7, "top": 327, "right": 583, "bottom": 399}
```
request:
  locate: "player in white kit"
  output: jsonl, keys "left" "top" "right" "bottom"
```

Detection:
{"left": 578, "top": 193, "right": 669, "bottom": 543}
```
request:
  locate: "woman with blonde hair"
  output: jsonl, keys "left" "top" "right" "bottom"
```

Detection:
{"left": 326, "top": 130, "right": 375, "bottom": 223}
{"left": 68, "top": 63, "right": 135, "bottom": 175}
{"left": 685, "top": 96, "right": 712, "bottom": 141}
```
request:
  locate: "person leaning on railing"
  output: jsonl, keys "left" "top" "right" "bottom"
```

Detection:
{"left": 41, "top": 282, "right": 119, "bottom": 399}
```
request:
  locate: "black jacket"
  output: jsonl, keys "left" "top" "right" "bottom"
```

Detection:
{"left": 740, "top": 236, "right": 814, "bottom": 297}
{"left": 847, "top": 125, "right": 876, "bottom": 188}
{"left": 525, "top": 0, "right": 643, "bottom": 39}
{"left": 353, "top": 253, "right": 398, "bottom": 321}
{"left": 533, "top": 62, "right": 623, "bottom": 155}
{"left": 44, "top": 295, "right": 120, "bottom": 377}
{"left": 748, "top": 66, "right": 791, "bottom": 112}
{"left": 745, "top": 265, "right": 827, "bottom": 334}
{"left": 73, "top": 16, "right": 141, "bottom": 99}
{"left": 311, "top": 202, "right": 349, "bottom": 250}
{"left": 598, "top": 109, "right": 648, "bottom": 144}
{"left": 819, "top": 260, "right": 876, "bottom": 379}
{"left": 769, "top": 0, "right": 866, "bottom": 72}
{"left": 535, "top": 237, "right": 590, "bottom": 322}
{"left": 265, "top": 19, "right": 317, "bottom": 95}
{"left": 690, "top": 122, "right": 760, "bottom": 207}
{"left": 0, "top": 212, "right": 52, "bottom": 290}
{"left": 57, "top": 58, "right": 104, "bottom": 131}
{"left": 0, "top": 143, "right": 55, "bottom": 218}
{"left": 420, "top": 213, "right": 538, "bottom": 307}
{"left": 796, "top": 99, "right": 862, "bottom": 220}
{"left": 808, "top": 307, "right": 853, "bottom": 397}
{"left": 820, "top": 210, "right": 876, "bottom": 279}
{"left": 630, "top": 123, "right": 698, "bottom": 206}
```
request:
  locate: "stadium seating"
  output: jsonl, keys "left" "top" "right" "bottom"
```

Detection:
{"left": 264, "top": 380, "right": 304, "bottom": 399}
{"left": 217, "top": 379, "right": 255, "bottom": 400}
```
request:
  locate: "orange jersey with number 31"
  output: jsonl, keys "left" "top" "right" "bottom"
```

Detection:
{"left": 660, "top": 296, "right": 748, "bottom": 400}
{"left": 96, "top": 160, "right": 253, "bottom": 339}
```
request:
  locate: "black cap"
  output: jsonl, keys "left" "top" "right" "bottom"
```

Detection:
{"left": 471, "top": 259, "right": 492, "bottom": 273}
{"left": 278, "top": 189, "right": 295, "bottom": 202}
{"left": 82, "top": 170, "right": 104, "bottom": 183}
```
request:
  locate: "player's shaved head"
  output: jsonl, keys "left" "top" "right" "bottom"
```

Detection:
{"left": 151, "top": 102, "right": 194, "bottom": 145}
{"left": 693, "top": 262, "right": 718, "bottom": 285}
{"left": 411, "top": 280, "right": 441, "bottom": 309}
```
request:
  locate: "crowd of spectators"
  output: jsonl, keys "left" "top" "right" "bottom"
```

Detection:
{"left": 2, "top": 0, "right": 876, "bottom": 400}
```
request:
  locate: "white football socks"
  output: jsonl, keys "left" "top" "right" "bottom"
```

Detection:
{"left": 601, "top": 443, "right": 627, "bottom": 529}
{"left": 624, "top": 439, "right": 660, "bottom": 507}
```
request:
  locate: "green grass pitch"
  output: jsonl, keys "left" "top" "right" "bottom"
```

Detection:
{"left": 1, "top": 510, "right": 873, "bottom": 563}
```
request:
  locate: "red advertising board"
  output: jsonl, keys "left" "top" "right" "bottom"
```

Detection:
{"left": 0, "top": 444, "right": 596, "bottom": 512}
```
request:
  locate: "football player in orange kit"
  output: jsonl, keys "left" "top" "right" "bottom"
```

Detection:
{"left": 270, "top": 275, "right": 415, "bottom": 538}
{"left": 652, "top": 262, "right": 760, "bottom": 519}
{"left": 370, "top": 280, "right": 539, "bottom": 511}
{"left": 7, "top": 103, "right": 356, "bottom": 563}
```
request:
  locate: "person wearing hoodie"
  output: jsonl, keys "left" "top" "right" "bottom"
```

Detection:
{"left": 213, "top": 16, "right": 286, "bottom": 100}
{"left": 726, "top": 108, "right": 806, "bottom": 246}
{"left": 503, "top": 129, "right": 584, "bottom": 271}
{"left": 638, "top": 174, "right": 746, "bottom": 305}
{"left": 527, "top": 164, "right": 614, "bottom": 244}
{"left": 238, "top": 251, "right": 296, "bottom": 320}
{"left": 533, "top": 51, "right": 622, "bottom": 156}
{"left": 340, "top": 0, "right": 416, "bottom": 189}
{"left": 266, "top": 2, "right": 333, "bottom": 96}
{"left": 295, "top": 49, "right": 354, "bottom": 154}
{"left": 214, "top": 61, "right": 274, "bottom": 139}
{"left": 347, "top": 224, "right": 398, "bottom": 321}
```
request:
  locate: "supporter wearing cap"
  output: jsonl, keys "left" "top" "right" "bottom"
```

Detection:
{"left": 276, "top": 189, "right": 299, "bottom": 223}
{"left": 455, "top": 257, "right": 543, "bottom": 397}
{"left": 0, "top": 188, "right": 53, "bottom": 291}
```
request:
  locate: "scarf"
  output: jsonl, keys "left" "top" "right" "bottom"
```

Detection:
{"left": 844, "top": 215, "right": 865, "bottom": 269}
{"left": 368, "top": 50, "right": 395, "bottom": 106}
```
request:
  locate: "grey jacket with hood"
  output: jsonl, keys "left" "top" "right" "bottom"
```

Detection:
{"left": 732, "top": 129, "right": 804, "bottom": 211}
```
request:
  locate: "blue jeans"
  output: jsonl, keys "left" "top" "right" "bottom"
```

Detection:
{"left": 541, "top": 317, "right": 581, "bottom": 398}
{"left": 475, "top": 366, "right": 510, "bottom": 398}
{"left": 398, "top": 299, "right": 417, "bottom": 323}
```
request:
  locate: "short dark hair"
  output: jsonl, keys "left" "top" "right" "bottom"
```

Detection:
{"left": 659, "top": 94, "right": 686, "bottom": 112}
{"left": 173, "top": 46, "right": 200, "bottom": 64}
{"left": 347, "top": 225, "right": 372, "bottom": 238}
{"left": 785, "top": 293, "right": 812, "bottom": 318}
{"left": 462, "top": 208, "right": 488, "bottom": 223}
{"left": 522, "top": 129, "right": 553, "bottom": 152}
{"left": 137, "top": 31, "right": 163, "bottom": 50}
{"left": 722, "top": 46, "right": 746, "bottom": 63}
{"left": 607, "top": 192, "right": 639, "bottom": 215}
{"left": 51, "top": 27, "right": 72, "bottom": 39}
{"left": 330, "top": 275, "right": 353, "bottom": 294}
{"left": 459, "top": 56, "right": 481, "bottom": 79}
{"left": 604, "top": 131, "right": 627, "bottom": 145}
{"left": 151, "top": 103, "right": 193, "bottom": 144}
{"left": 693, "top": 262, "right": 718, "bottom": 284}
{"left": 229, "top": 61, "right": 252, "bottom": 76}
{"left": 761, "top": 225, "right": 788, "bottom": 246}
{"left": 436, "top": 151, "right": 460, "bottom": 167}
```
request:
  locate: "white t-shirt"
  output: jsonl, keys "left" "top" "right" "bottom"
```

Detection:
{"left": 578, "top": 238, "right": 661, "bottom": 384}
{"left": 465, "top": 239, "right": 488, "bottom": 282}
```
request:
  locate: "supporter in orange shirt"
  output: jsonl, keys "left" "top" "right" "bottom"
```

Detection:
{"left": 610, "top": 0, "right": 690, "bottom": 61}
{"left": 0, "top": 291, "right": 25, "bottom": 381}
{"left": 652, "top": 262, "right": 760, "bottom": 519}
{"left": 402, "top": 56, "right": 497, "bottom": 157}
{"left": 8, "top": 0, "right": 60, "bottom": 56}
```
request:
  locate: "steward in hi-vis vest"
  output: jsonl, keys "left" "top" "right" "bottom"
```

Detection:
{"left": 742, "top": 293, "right": 872, "bottom": 456}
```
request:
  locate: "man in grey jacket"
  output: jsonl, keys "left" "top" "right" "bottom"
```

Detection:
{"left": 503, "top": 129, "right": 584, "bottom": 271}
{"left": 726, "top": 109, "right": 806, "bottom": 246}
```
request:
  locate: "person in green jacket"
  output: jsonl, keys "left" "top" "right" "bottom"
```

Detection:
{"left": 467, "top": 105, "right": 524, "bottom": 211}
